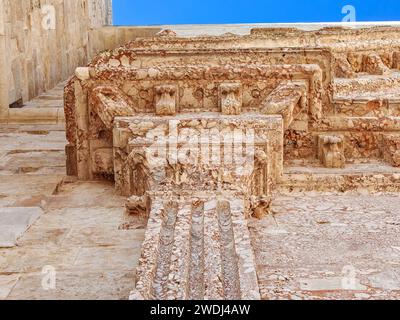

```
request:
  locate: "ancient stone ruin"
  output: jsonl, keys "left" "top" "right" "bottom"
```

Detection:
{"left": 64, "top": 26, "right": 400, "bottom": 299}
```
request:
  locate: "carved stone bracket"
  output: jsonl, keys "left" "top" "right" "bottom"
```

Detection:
{"left": 90, "top": 85, "right": 136, "bottom": 129}
{"left": 318, "top": 135, "right": 346, "bottom": 168}
{"left": 334, "top": 56, "right": 355, "bottom": 78}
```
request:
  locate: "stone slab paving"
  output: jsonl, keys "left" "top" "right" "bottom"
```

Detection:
{"left": 250, "top": 192, "right": 400, "bottom": 300}
{"left": 21, "top": 82, "right": 66, "bottom": 109}
{"left": 0, "top": 207, "right": 42, "bottom": 247}
{"left": 0, "top": 124, "right": 145, "bottom": 300}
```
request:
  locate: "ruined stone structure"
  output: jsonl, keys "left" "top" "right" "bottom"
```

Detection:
{"left": 62, "top": 25, "right": 400, "bottom": 299}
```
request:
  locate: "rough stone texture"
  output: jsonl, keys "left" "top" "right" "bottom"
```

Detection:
{"left": 381, "top": 134, "right": 400, "bottom": 167}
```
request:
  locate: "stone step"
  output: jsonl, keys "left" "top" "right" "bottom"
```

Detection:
{"left": 279, "top": 163, "right": 400, "bottom": 193}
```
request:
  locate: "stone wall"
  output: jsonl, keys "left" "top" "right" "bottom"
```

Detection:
{"left": 0, "top": 0, "right": 112, "bottom": 117}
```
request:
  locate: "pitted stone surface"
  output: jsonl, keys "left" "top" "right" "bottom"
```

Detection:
{"left": 250, "top": 192, "right": 400, "bottom": 300}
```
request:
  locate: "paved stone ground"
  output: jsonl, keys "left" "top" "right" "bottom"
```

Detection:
{"left": 21, "top": 82, "right": 66, "bottom": 109}
{"left": 0, "top": 123, "right": 145, "bottom": 300}
{"left": 250, "top": 192, "right": 400, "bottom": 300}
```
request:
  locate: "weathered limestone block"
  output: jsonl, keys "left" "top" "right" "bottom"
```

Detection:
{"left": 362, "top": 53, "right": 391, "bottom": 75}
{"left": 122, "top": 195, "right": 151, "bottom": 230}
{"left": 381, "top": 134, "right": 400, "bottom": 167}
{"left": 318, "top": 135, "right": 346, "bottom": 168}
{"left": 219, "top": 83, "right": 242, "bottom": 115}
{"left": 155, "top": 84, "right": 178, "bottom": 115}
{"left": 125, "top": 195, "right": 149, "bottom": 218}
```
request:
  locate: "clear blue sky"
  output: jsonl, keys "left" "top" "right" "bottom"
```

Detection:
{"left": 113, "top": 0, "right": 400, "bottom": 25}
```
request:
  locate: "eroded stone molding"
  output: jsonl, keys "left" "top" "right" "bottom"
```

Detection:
{"left": 261, "top": 81, "right": 309, "bottom": 129}
{"left": 381, "top": 134, "right": 400, "bottom": 167}
{"left": 130, "top": 193, "right": 261, "bottom": 300}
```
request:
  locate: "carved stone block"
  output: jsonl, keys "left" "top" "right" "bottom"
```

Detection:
{"left": 334, "top": 56, "right": 355, "bottom": 78}
{"left": 219, "top": 83, "right": 242, "bottom": 115}
{"left": 155, "top": 84, "right": 178, "bottom": 115}
{"left": 318, "top": 135, "right": 346, "bottom": 168}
